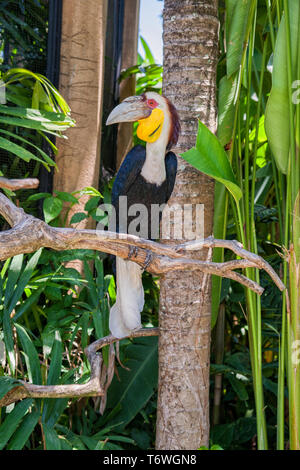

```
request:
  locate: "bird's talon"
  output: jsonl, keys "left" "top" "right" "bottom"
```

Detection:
{"left": 128, "top": 246, "right": 138, "bottom": 259}
{"left": 144, "top": 252, "right": 153, "bottom": 269}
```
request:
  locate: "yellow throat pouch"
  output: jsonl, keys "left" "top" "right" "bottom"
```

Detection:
{"left": 137, "top": 108, "right": 164, "bottom": 143}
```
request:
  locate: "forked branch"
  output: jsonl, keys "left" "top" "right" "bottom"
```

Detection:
{"left": 0, "top": 192, "right": 285, "bottom": 293}
{"left": 0, "top": 189, "right": 285, "bottom": 406}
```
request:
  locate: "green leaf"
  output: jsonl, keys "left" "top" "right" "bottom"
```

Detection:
{"left": 4, "top": 68, "right": 72, "bottom": 115}
{"left": 4, "top": 255, "right": 23, "bottom": 308}
{"left": 181, "top": 120, "right": 242, "bottom": 203}
{"left": 0, "top": 17, "right": 28, "bottom": 49}
{"left": 227, "top": 374, "right": 249, "bottom": 401}
{"left": 0, "top": 129, "right": 56, "bottom": 168}
{"left": 211, "top": 423, "right": 235, "bottom": 449}
{"left": 235, "top": 417, "right": 257, "bottom": 444}
{"left": 100, "top": 441, "right": 124, "bottom": 450}
{"left": 0, "top": 399, "right": 33, "bottom": 450}
{"left": 55, "top": 425, "right": 87, "bottom": 450}
{"left": 41, "top": 326, "right": 56, "bottom": 359}
{"left": 32, "top": 80, "right": 43, "bottom": 109}
{"left": 27, "top": 192, "right": 52, "bottom": 202}
{"left": 4, "top": 10, "right": 42, "bottom": 41}
{"left": 83, "top": 260, "right": 99, "bottom": 308}
{"left": 7, "top": 410, "right": 40, "bottom": 450}
{"left": 0, "top": 103, "right": 74, "bottom": 128}
{"left": 140, "top": 36, "right": 155, "bottom": 64}
{"left": 225, "top": 0, "right": 253, "bottom": 77}
{"left": 84, "top": 196, "right": 102, "bottom": 212}
{"left": 0, "top": 117, "right": 63, "bottom": 136}
{"left": 7, "top": 249, "right": 43, "bottom": 315}
{"left": 265, "top": 1, "right": 300, "bottom": 174}
{"left": 105, "top": 336, "right": 158, "bottom": 429}
{"left": 14, "top": 287, "right": 45, "bottom": 322}
{"left": 15, "top": 323, "right": 42, "bottom": 385}
{"left": 42, "top": 330, "right": 63, "bottom": 424}
{"left": 43, "top": 424, "right": 62, "bottom": 450}
{"left": 43, "top": 398, "right": 69, "bottom": 429}
{"left": 59, "top": 437, "right": 74, "bottom": 450}
{"left": 217, "top": 74, "right": 238, "bottom": 146}
{"left": 0, "top": 136, "right": 48, "bottom": 167}
{"left": 43, "top": 197, "right": 63, "bottom": 223}
{"left": 74, "top": 186, "right": 102, "bottom": 197}
{"left": 80, "top": 435, "right": 99, "bottom": 450}
{"left": 3, "top": 311, "right": 15, "bottom": 374}
{"left": 53, "top": 190, "right": 78, "bottom": 204}
{"left": 70, "top": 212, "right": 88, "bottom": 225}
{"left": 48, "top": 331, "right": 62, "bottom": 383}
{"left": 80, "top": 312, "right": 90, "bottom": 351}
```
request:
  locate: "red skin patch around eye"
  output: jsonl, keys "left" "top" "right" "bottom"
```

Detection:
{"left": 147, "top": 99, "right": 158, "bottom": 109}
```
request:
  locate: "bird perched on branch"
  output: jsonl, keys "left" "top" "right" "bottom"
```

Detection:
{"left": 106, "top": 92, "right": 180, "bottom": 338}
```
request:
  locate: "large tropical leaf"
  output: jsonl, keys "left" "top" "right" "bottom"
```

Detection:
{"left": 140, "top": 36, "right": 156, "bottom": 65}
{"left": 43, "top": 424, "right": 62, "bottom": 450}
{"left": 0, "top": 398, "right": 33, "bottom": 450}
{"left": 41, "top": 329, "right": 63, "bottom": 425}
{"left": 0, "top": 68, "right": 75, "bottom": 168}
{"left": 217, "top": 74, "right": 238, "bottom": 147}
{"left": 0, "top": 105, "right": 73, "bottom": 132}
{"left": 104, "top": 336, "right": 158, "bottom": 429}
{"left": 265, "top": 0, "right": 300, "bottom": 174}
{"left": 181, "top": 120, "right": 242, "bottom": 203}
{"left": 3, "top": 68, "right": 71, "bottom": 114}
{"left": 6, "top": 410, "right": 40, "bottom": 450}
{"left": 6, "top": 249, "right": 42, "bottom": 315}
{"left": 0, "top": 129, "right": 56, "bottom": 167}
{"left": 15, "top": 323, "right": 42, "bottom": 385}
{"left": 225, "top": 0, "right": 254, "bottom": 77}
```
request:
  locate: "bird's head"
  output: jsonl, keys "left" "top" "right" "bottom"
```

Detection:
{"left": 106, "top": 91, "right": 180, "bottom": 150}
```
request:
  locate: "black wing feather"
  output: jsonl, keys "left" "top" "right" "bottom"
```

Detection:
{"left": 111, "top": 145, "right": 146, "bottom": 208}
{"left": 165, "top": 151, "right": 177, "bottom": 201}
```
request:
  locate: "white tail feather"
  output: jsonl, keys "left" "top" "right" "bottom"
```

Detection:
{"left": 109, "top": 258, "right": 144, "bottom": 338}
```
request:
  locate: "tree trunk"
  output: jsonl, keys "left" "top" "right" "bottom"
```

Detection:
{"left": 156, "top": 0, "right": 219, "bottom": 450}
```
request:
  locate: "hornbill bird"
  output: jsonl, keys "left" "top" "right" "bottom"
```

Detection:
{"left": 106, "top": 92, "right": 180, "bottom": 338}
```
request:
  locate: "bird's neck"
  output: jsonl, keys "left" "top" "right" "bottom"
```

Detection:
{"left": 140, "top": 113, "right": 170, "bottom": 186}
{"left": 140, "top": 140, "right": 167, "bottom": 186}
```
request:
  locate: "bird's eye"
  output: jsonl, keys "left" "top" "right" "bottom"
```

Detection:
{"left": 147, "top": 99, "right": 158, "bottom": 109}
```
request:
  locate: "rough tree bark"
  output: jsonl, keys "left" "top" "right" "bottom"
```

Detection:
{"left": 156, "top": 0, "right": 219, "bottom": 450}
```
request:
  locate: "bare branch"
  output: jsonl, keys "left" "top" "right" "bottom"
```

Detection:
{"left": 0, "top": 193, "right": 285, "bottom": 295}
{"left": 0, "top": 329, "right": 159, "bottom": 408}
{"left": 85, "top": 327, "right": 159, "bottom": 358}
{"left": 176, "top": 236, "right": 286, "bottom": 292}
{"left": 0, "top": 177, "right": 39, "bottom": 191}
{"left": 0, "top": 344, "right": 103, "bottom": 407}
